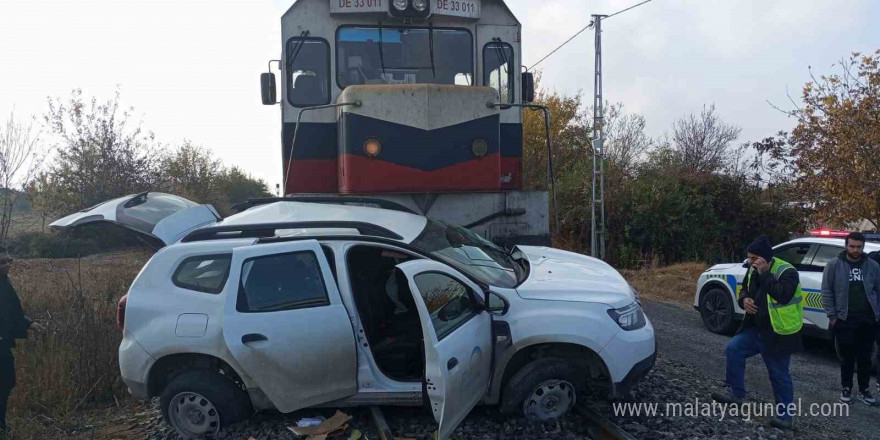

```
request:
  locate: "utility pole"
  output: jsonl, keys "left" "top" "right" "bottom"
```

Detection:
{"left": 590, "top": 14, "right": 607, "bottom": 260}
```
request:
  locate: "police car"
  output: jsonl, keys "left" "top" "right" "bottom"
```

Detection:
{"left": 694, "top": 230, "right": 880, "bottom": 337}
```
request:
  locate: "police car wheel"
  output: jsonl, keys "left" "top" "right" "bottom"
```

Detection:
{"left": 700, "top": 287, "right": 737, "bottom": 335}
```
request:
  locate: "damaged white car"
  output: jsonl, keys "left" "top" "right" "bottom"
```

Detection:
{"left": 51, "top": 193, "right": 656, "bottom": 439}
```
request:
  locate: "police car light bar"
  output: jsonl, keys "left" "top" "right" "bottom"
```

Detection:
{"left": 809, "top": 229, "right": 849, "bottom": 237}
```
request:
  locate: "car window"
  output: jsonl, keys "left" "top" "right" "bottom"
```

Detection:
{"left": 237, "top": 251, "right": 329, "bottom": 313}
{"left": 173, "top": 254, "right": 232, "bottom": 294}
{"left": 810, "top": 245, "right": 843, "bottom": 271}
{"left": 413, "top": 272, "right": 477, "bottom": 340}
{"left": 116, "top": 193, "right": 199, "bottom": 234}
{"left": 773, "top": 244, "right": 812, "bottom": 269}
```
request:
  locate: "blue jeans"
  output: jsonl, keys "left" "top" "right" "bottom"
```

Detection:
{"left": 725, "top": 328, "right": 794, "bottom": 420}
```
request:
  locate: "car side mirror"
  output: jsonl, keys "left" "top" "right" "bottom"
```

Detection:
{"left": 521, "top": 71, "right": 535, "bottom": 103}
{"left": 486, "top": 291, "right": 510, "bottom": 316}
{"left": 261, "top": 72, "right": 277, "bottom": 105}
{"left": 742, "top": 258, "right": 750, "bottom": 269}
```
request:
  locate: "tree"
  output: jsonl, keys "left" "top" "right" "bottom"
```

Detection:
{"left": 159, "top": 142, "right": 271, "bottom": 215}
{"left": 214, "top": 167, "right": 273, "bottom": 214}
{"left": 671, "top": 104, "right": 741, "bottom": 175}
{"left": 758, "top": 50, "right": 880, "bottom": 228}
{"left": 161, "top": 141, "right": 224, "bottom": 205}
{"left": 26, "top": 173, "right": 64, "bottom": 232}
{"left": 0, "top": 112, "right": 46, "bottom": 244}
{"left": 603, "top": 105, "right": 653, "bottom": 175}
{"left": 521, "top": 73, "right": 590, "bottom": 191}
{"left": 42, "top": 89, "right": 162, "bottom": 212}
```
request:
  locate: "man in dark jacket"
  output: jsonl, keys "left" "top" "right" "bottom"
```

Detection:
{"left": 712, "top": 235, "right": 803, "bottom": 430}
{"left": 821, "top": 231, "right": 880, "bottom": 405}
{"left": 0, "top": 248, "right": 41, "bottom": 434}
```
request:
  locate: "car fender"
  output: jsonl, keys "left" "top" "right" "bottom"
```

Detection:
{"left": 486, "top": 301, "right": 617, "bottom": 403}
{"left": 695, "top": 273, "right": 743, "bottom": 315}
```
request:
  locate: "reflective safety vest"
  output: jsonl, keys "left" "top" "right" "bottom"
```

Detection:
{"left": 744, "top": 257, "right": 804, "bottom": 335}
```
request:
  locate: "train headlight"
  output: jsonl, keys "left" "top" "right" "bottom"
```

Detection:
{"left": 412, "top": 0, "right": 428, "bottom": 11}
{"left": 471, "top": 139, "right": 488, "bottom": 157}
{"left": 392, "top": 0, "right": 408, "bottom": 11}
{"left": 364, "top": 139, "right": 382, "bottom": 157}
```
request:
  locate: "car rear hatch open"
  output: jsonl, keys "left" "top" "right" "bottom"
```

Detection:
{"left": 50, "top": 192, "right": 220, "bottom": 247}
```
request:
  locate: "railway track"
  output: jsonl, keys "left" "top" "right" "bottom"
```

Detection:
{"left": 577, "top": 406, "right": 637, "bottom": 440}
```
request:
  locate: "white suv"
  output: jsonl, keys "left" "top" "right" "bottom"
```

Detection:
{"left": 52, "top": 193, "right": 656, "bottom": 439}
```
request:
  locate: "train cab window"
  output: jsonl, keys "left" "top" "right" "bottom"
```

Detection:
{"left": 483, "top": 42, "right": 514, "bottom": 104}
{"left": 336, "top": 26, "right": 473, "bottom": 88}
{"left": 286, "top": 38, "right": 331, "bottom": 107}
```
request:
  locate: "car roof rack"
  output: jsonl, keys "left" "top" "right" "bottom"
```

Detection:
{"left": 180, "top": 221, "right": 403, "bottom": 243}
{"left": 231, "top": 197, "right": 418, "bottom": 215}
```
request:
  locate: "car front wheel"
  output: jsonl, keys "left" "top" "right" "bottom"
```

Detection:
{"left": 160, "top": 370, "right": 252, "bottom": 438}
{"left": 500, "top": 358, "right": 585, "bottom": 421}
{"left": 700, "top": 287, "right": 738, "bottom": 335}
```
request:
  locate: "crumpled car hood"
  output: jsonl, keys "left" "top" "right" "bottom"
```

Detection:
{"left": 515, "top": 246, "right": 634, "bottom": 308}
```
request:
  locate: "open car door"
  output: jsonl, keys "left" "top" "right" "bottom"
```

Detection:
{"left": 222, "top": 239, "right": 357, "bottom": 412}
{"left": 49, "top": 192, "right": 219, "bottom": 247}
{"left": 396, "top": 260, "right": 493, "bottom": 440}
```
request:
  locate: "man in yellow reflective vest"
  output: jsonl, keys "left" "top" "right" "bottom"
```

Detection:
{"left": 712, "top": 235, "right": 803, "bottom": 430}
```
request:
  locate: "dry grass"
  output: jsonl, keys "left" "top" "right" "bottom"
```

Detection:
{"left": 621, "top": 262, "right": 709, "bottom": 307}
{"left": 4, "top": 250, "right": 152, "bottom": 439}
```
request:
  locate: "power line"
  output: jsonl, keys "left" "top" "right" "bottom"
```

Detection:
{"left": 605, "top": 0, "right": 654, "bottom": 20}
{"left": 527, "top": 0, "right": 655, "bottom": 72}
{"left": 527, "top": 24, "right": 592, "bottom": 72}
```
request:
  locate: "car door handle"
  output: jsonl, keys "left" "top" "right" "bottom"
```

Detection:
{"left": 241, "top": 333, "right": 268, "bottom": 344}
{"left": 447, "top": 357, "right": 459, "bottom": 370}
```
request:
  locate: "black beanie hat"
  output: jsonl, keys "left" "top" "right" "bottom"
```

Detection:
{"left": 747, "top": 235, "right": 773, "bottom": 262}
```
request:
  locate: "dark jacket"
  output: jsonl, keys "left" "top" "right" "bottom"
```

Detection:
{"left": 0, "top": 275, "right": 31, "bottom": 356}
{"left": 737, "top": 261, "right": 803, "bottom": 355}
{"left": 821, "top": 251, "right": 880, "bottom": 321}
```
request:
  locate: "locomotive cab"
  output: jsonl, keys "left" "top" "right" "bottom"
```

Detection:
{"left": 263, "top": 0, "right": 548, "bottom": 245}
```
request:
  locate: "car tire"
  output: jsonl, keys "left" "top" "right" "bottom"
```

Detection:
{"left": 160, "top": 369, "right": 253, "bottom": 438}
{"left": 700, "top": 287, "right": 738, "bottom": 335}
{"left": 500, "top": 357, "right": 585, "bottom": 421}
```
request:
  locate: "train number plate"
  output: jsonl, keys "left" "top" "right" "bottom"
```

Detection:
{"left": 433, "top": 0, "right": 481, "bottom": 18}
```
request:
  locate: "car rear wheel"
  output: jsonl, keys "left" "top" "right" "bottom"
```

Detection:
{"left": 160, "top": 370, "right": 252, "bottom": 438}
{"left": 501, "top": 358, "right": 585, "bottom": 421}
{"left": 700, "top": 287, "right": 738, "bottom": 335}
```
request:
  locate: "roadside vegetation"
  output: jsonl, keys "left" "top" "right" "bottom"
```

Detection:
{"left": 524, "top": 50, "right": 880, "bottom": 268}
{"left": 5, "top": 252, "right": 148, "bottom": 439}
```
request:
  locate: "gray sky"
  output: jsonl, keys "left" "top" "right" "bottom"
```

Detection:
{"left": 1, "top": 0, "right": 878, "bottom": 190}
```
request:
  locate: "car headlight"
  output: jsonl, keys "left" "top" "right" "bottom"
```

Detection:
{"left": 392, "top": 0, "right": 408, "bottom": 11}
{"left": 607, "top": 302, "right": 647, "bottom": 331}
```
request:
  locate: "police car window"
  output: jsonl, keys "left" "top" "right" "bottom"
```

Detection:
{"left": 237, "top": 251, "right": 329, "bottom": 313}
{"left": 810, "top": 245, "right": 843, "bottom": 271}
{"left": 483, "top": 42, "right": 514, "bottom": 104}
{"left": 772, "top": 244, "right": 811, "bottom": 268}
{"left": 413, "top": 272, "right": 476, "bottom": 340}
{"left": 173, "top": 254, "right": 231, "bottom": 294}
{"left": 287, "top": 38, "right": 331, "bottom": 107}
